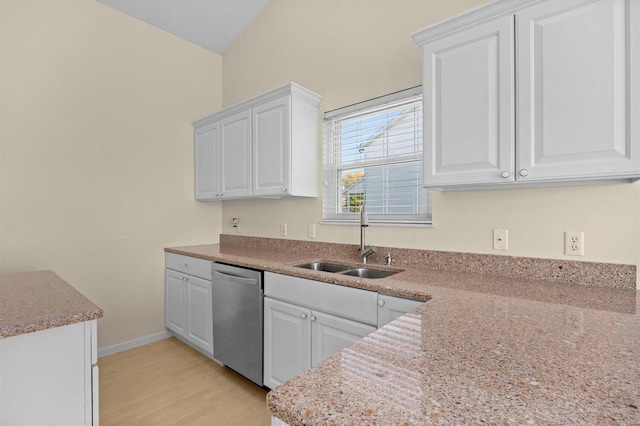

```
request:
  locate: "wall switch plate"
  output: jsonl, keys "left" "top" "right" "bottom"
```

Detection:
{"left": 232, "top": 218, "right": 241, "bottom": 234}
{"left": 493, "top": 229, "right": 508, "bottom": 250}
{"left": 280, "top": 223, "right": 288, "bottom": 236}
{"left": 308, "top": 224, "right": 316, "bottom": 239}
{"left": 565, "top": 231, "right": 584, "bottom": 256}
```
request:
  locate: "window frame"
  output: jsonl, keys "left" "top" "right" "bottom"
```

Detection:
{"left": 322, "top": 86, "right": 431, "bottom": 226}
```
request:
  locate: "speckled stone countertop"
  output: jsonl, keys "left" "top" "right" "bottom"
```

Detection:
{"left": 166, "top": 243, "right": 640, "bottom": 425}
{"left": 0, "top": 270, "right": 103, "bottom": 339}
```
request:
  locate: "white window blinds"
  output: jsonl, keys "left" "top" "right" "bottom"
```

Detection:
{"left": 323, "top": 87, "right": 431, "bottom": 225}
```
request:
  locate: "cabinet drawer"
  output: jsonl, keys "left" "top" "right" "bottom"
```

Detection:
{"left": 264, "top": 272, "right": 378, "bottom": 326}
{"left": 378, "top": 294, "right": 424, "bottom": 328}
{"left": 165, "top": 253, "right": 212, "bottom": 280}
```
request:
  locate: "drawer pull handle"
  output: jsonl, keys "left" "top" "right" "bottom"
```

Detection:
{"left": 378, "top": 300, "right": 385, "bottom": 307}
{"left": 301, "top": 313, "right": 307, "bottom": 319}
{"left": 310, "top": 316, "right": 316, "bottom": 322}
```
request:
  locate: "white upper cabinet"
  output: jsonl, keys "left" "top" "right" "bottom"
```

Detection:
{"left": 413, "top": 0, "right": 640, "bottom": 190}
{"left": 221, "top": 109, "right": 253, "bottom": 198}
{"left": 517, "top": 0, "right": 639, "bottom": 181}
{"left": 253, "top": 96, "right": 291, "bottom": 196}
{"left": 421, "top": 15, "right": 515, "bottom": 186}
{"left": 194, "top": 122, "right": 220, "bottom": 200}
{"left": 192, "top": 83, "right": 322, "bottom": 200}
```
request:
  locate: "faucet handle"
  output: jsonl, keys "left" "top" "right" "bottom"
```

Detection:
{"left": 360, "top": 205, "right": 369, "bottom": 226}
{"left": 384, "top": 252, "right": 392, "bottom": 266}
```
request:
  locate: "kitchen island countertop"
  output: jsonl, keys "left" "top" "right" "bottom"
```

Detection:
{"left": 167, "top": 243, "right": 639, "bottom": 425}
{"left": 0, "top": 270, "right": 103, "bottom": 339}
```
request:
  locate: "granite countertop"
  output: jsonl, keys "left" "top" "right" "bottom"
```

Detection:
{"left": 166, "top": 243, "right": 640, "bottom": 425}
{"left": 0, "top": 270, "right": 103, "bottom": 339}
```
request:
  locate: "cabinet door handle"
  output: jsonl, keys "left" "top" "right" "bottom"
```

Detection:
{"left": 182, "top": 263, "right": 188, "bottom": 267}
{"left": 282, "top": 188, "right": 288, "bottom": 192}
{"left": 519, "top": 169, "right": 529, "bottom": 177}
{"left": 301, "top": 313, "right": 307, "bottom": 319}
{"left": 500, "top": 171, "right": 510, "bottom": 179}
{"left": 378, "top": 300, "right": 385, "bottom": 307}
{"left": 310, "top": 316, "right": 316, "bottom": 322}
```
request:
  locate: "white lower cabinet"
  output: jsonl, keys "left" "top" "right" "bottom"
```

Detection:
{"left": 0, "top": 320, "right": 98, "bottom": 425}
{"left": 377, "top": 294, "right": 424, "bottom": 328}
{"left": 165, "top": 269, "right": 187, "bottom": 336}
{"left": 263, "top": 297, "right": 311, "bottom": 389}
{"left": 266, "top": 286, "right": 424, "bottom": 426}
{"left": 263, "top": 297, "right": 376, "bottom": 389}
{"left": 263, "top": 272, "right": 379, "bottom": 389}
{"left": 185, "top": 275, "right": 214, "bottom": 353}
{"left": 311, "top": 310, "right": 376, "bottom": 366}
{"left": 165, "top": 253, "right": 214, "bottom": 358}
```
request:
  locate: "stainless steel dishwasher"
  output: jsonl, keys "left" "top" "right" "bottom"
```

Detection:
{"left": 211, "top": 262, "right": 263, "bottom": 386}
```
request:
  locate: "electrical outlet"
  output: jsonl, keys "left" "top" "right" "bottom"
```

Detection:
{"left": 280, "top": 223, "right": 288, "bottom": 236}
{"left": 565, "top": 231, "right": 584, "bottom": 256}
{"left": 232, "top": 218, "right": 241, "bottom": 233}
{"left": 308, "top": 224, "right": 316, "bottom": 239}
{"left": 493, "top": 229, "right": 508, "bottom": 250}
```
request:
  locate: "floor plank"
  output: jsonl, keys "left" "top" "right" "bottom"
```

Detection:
{"left": 99, "top": 337, "right": 271, "bottom": 425}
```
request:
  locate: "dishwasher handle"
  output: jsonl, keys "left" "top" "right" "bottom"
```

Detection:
{"left": 212, "top": 270, "right": 260, "bottom": 286}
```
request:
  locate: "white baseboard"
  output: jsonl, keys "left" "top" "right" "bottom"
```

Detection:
{"left": 98, "top": 330, "right": 173, "bottom": 358}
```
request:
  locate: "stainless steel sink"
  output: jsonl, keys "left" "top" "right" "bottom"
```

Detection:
{"left": 339, "top": 268, "right": 401, "bottom": 279}
{"left": 294, "top": 262, "right": 351, "bottom": 273}
{"left": 293, "top": 261, "right": 403, "bottom": 279}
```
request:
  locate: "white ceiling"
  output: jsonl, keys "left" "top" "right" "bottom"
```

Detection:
{"left": 95, "top": 0, "right": 272, "bottom": 54}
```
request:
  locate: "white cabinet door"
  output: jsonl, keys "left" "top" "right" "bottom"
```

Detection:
{"left": 422, "top": 14, "right": 515, "bottom": 187}
{"left": 192, "top": 83, "right": 321, "bottom": 200}
{"left": 220, "top": 109, "right": 252, "bottom": 198}
{"left": 91, "top": 363, "right": 99, "bottom": 426}
{"left": 517, "top": 0, "right": 640, "bottom": 181}
{"left": 186, "top": 274, "right": 214, "bottom": 356}
{"left": 377, "top": 295, "right": 423, "bottom": 328}
{"left": 253, "top": 95, "right": 291, "bottom": 197}
{"left": 165, "top": 269, "right": 186, "bottom": 338}
{"left": 263, "top": 298, "right": 311, "bottom": 389}
{"left": 311, "top": 311, "right": 375, "bottom": 366}
{"left": 194, "top": 122, "right": 220, "bottom": 201}
{"left": 0, "top": 322, "right": 93, "bottom": 425}
{"left": 264, "top": 272, "right": 378, "bottom": 326}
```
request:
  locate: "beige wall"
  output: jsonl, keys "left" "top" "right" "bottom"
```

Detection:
{"left": 0, "top": 0, "right": 223, "bottom": 348}
{"left": 222, "top": 0, "right": 640, "bottom": 285}
{"left": 1, "top": 0, "right": 637, "bottom": 351}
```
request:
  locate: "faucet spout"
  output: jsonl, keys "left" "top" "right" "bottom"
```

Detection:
{"left": 360, "top": 245, "right": 377, "bottom": 264}
{"left": 359, "top": 205, "right": 376, "bottom": 264}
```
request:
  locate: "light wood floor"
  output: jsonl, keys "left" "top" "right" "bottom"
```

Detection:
{"left": 99, "top": 337, "right": 271, "bottom": 425}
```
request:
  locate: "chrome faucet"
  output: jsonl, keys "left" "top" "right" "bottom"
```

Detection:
{"left": 359, "top": 205, "right": 377, "bottom": 264}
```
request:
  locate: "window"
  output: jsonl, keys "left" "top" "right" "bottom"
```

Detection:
{"left": 323, "top": 87, "right": 431, "bottom": 225}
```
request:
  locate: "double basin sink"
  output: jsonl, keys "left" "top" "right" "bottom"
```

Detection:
{"left": 294, "top": 261, "right": 402, "bottom": 279}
